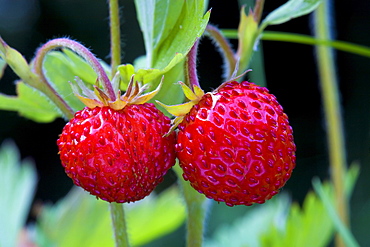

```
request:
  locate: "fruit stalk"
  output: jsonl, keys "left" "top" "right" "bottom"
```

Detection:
{"left": 110, "top": 203, "right": 131, "bottom": 247}
{"left": 253, "top": 0, "right": 265, "bottom": 23}
{"left": 205, "top": 24, "right": 237, "bottom": 79}
{"left": 109, "top": 0, "right": 121, "bottom": 76}
{"left": 313, "top": 1, "right": 349, "bottom": 246}
{"left": 108, "top": 2, "right": 128, "bottom": 246}
{"left": 184, "top": 40, "right": 201, "bottom": 89}
{"left": 173, "top": 164, "right": 209, "bottom": 247}
{"left": 34, "top": 38, "right": 116, "bottom": 102}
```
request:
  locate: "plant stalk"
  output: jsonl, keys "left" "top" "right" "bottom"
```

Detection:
{"left": 109, "top": 203, "right": 131, "bottom": 247}
{"left": 205, "top": 24, "right": 237, "bottom": 80}
{"left": 313, "top": 1, "right": 348, "bottom": 247}
{"left": 107, "top": 2, "right": 131, "bottom": 247}
{"left": 220, "top": 30, "right": 370, "bottom": 58}
{"left": 34, "top": 38, "right": 116, "bottom": 102}
{"left": 109, "top": 0, "right": 121, "bottom": 76}
{"left": 253, "top": 0, "right": 265, "bottom": 23}
{"left": 184, "top": 40, "right": 200, "bottom": 89}
{"left": 173, "top": 164, "right": 209, "bottom": 247}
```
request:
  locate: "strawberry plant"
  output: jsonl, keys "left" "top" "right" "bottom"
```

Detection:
{"left": 0, "top": 0, "right": 369, "bottom": 246}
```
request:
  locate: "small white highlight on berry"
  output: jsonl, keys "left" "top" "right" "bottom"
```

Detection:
{"left": 209, "top": 93, "right": 221, "bottom": 111}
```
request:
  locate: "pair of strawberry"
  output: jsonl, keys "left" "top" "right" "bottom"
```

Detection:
{"left": 57, "top": 77, "right": 296, "bottom": 206}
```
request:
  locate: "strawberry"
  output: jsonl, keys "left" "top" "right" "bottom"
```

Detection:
{"left": 175, "top": 81, "right": 296, "bottom": 206}
{"left": 57, "top": 77, "right": 176, "bottom": 203}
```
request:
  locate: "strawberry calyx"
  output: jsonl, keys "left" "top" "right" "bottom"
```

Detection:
{"left": 156, "top": 81, "right": 204, "bottom": 134}
{"left": 71, "top": 73, "right": 162, "bottom": 110}
{"left": 157, "top": 69, "right": 252, "bottom": 134}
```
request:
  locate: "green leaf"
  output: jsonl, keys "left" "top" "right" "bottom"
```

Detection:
{"left": 261, "top": 190, "right": 334, "bottom": 247}
{"left": 204, "top": 194, "right": 291, "bottom": 247}
{"left": 149, "top": 59, "right": 185, "bottom": 107}
{"left": 0, "top": 37, "right": 112, "bottom": 122}
{"left": 0, "top": 82, "right": 61, "bottom": 122}
{"left": 35, "top": 186, "right": 186, "bottom": 247}
{"left": 261, "top": 0, "right": 322, "bottom": 30}
{"left": 313, "top": 179, "right": 360, "bottom": 247}
{"left": 0, "top": 140, "right": 37, "bottom": 247}
{"left": 134, "top": 0, "right": 184, "bottom": 67}
{"left": 61, "top": 48, "right": 111, "bottom": 83}
{"left": 42, "top": 51, "right": 87, "bottom": 113}
{"left": 312, "top": 164, "right": 361, "bottom": 247}
{"left": 127, "top": 187, "right": 186, "bottom": 246}
{"left": 134, "top": 0, "right": 209, "bottom": 69}
{"left": 118, "top": 53, "right": 185, "bottom": 87}
{"left": 127, "top": 0, "right": 209, "bottom": 107}
{"left": 0, "top": 38, "right": 64, "bottom": 122}
{"left": 32, "top": 49, "right": 110, "bottom": 115}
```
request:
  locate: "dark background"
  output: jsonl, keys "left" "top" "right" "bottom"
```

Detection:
{"left": 1, "top": 0, "right": 370, "bottom": 245}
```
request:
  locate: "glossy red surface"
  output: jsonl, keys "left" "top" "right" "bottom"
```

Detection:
{"left": 176, "top": 81, "right": 296, "bottom": 206}
{"left": 57, "top": 103, "right": 176, "bottom": 203}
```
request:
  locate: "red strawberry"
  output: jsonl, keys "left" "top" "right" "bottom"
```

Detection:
{"left": 57, "top": 104, "right": 176, "bottom": 203}
{"left": 175, "top": 81, "right": 296, "bottom": 206}
{"left": 57, "top": 76, "right": 176, "bottom": 203}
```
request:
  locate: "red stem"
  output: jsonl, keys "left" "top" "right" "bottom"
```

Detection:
{"left": 34, "top": 38, "right": 116, "bottom": 102}
{"left": 185, "top": 40, "right": 200, "bottom": 89}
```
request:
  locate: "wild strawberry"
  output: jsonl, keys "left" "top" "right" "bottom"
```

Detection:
{"left": 57, "top": 77, "right": 176, "bottom": 203}
{"left": 173, "top": 81, "right": 296, "bottom": 206}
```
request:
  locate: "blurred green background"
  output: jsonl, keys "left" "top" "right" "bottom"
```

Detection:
{"left": 0, "top": 0, "right": 370, "bottom": 246}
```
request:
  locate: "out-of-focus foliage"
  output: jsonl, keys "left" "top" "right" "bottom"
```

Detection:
{"left": 35, "top": 186, "right": 186, "bottom": 247}
{"left": 205, "top": 164, "right": 359, "bottom": 247}
{"left": 0, "top": 140, "right": 37, "bottom": 247}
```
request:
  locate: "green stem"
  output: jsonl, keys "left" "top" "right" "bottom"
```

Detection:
{"left": 205, "top": 24, "right": 237, "bottom": 80}
{"left": 109, "top": 203, "right": 131, "bottom": 247}
{"left": 173, "top": 164, "right": 209, "bottom": 247}
{"left": 107, "top": 2, "right": 130, "bottom": 247}
{"left": 109, "top": 0, "right": 121, "bottom": 76}
{"left": 221, "top": 29, "right": 370, "bottom": 58}
{"left": 313, "top": 2, "right": 348, "bottom": 247}
{"left": 262, "top": 31, "right": 370, "bottom": 58}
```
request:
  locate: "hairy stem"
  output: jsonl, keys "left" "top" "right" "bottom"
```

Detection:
{"left": 34, "top": 38, "right": 116, "bottom": 102}
{"left": 173, "top": 164, "right": 209, "bottom": 247}
{"left": 205, "top": 24, "right": 237, "bottom": 80}
{"left": 253, "top": 0, "right": 265, "bottom": 23}
{"left": 313, "top": 2, "right": 348, "bottom": 247}
{"left": 184, "top": 40, "right": 200, "bottom": 89}
{"left": 109, "top": 0, "right": 121, "bottom": 76}
{"left": 110, "top": 203, "right": 131, "bottom": 247}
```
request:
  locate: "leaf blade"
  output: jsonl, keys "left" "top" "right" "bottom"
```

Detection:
{"left": 261, "top": 0, "right": 322, "bottom": 30}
